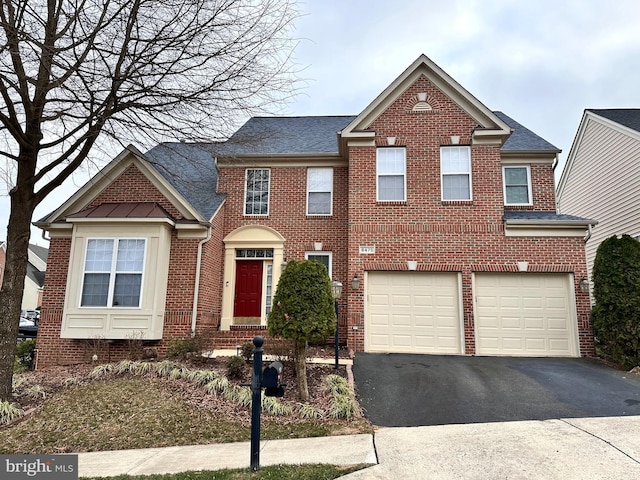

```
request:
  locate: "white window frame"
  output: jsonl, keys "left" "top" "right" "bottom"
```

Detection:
{"left": 305, "top": 251, "right": 333, "bottom": 278}
{"left": 244, "top": 168, "right": 270, "bottom": 216}
{"left": 440, "top": 146, "right": 472, "bottom": 201}
{"left": 377, "top": 147, "right": 407, "bottom": 202}
{"left": 80, "top": 238, "right": 146, "bottom": 308}
{"left": 502, "top": 165, "right": 533, "bottom": 206}
{"left": 306, "top": 167, "right": 333, "bottom": 216}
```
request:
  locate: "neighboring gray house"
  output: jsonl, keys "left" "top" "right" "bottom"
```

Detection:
{"left": 557, "top": 108, "right": 640, "bottom": 287}
{"left": 0, "top": 241, "right": 48, "bottom": 309}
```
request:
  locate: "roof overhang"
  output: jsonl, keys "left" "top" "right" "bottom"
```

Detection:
{"left": 338, "top": 54, "right": 512, "bottom": 154}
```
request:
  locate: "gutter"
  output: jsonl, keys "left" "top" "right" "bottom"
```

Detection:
{"left": 191, "top": 225, "right": 212, "bottom": 336}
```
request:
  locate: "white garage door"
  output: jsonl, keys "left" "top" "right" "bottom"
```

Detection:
{"left": 366, "top": 272, "right": 462, "bottom": 354}
{"left": 475, "top": 273, "right": 577, "bottom": 357}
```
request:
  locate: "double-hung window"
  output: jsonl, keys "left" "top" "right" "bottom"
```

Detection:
{"left": 377, "top": 147, "right": 406, "bottom": 201}
{"left": 305, "top": 252, "right": 332, "bottom": 278}
{"left": 307, "top": 167, "right": 333, "bottom": 215}
{"left": 441, "top": 146, "right": 472, "bottom": 201}
{"left": 244, "top": 169, "right": 270, "bottom": 215}
{"left": 503, "top": 166, "right": 532, "bottom": 205}
{"left": 81, "top": 238, "right": 146, "bottom": 307}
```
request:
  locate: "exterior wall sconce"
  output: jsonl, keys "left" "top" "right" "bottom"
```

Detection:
{"left": 281, "top": 258, "right": 287, "bottom": 268}
{"left": 407, "top": 261, "right": 417, "bottom": 271}
{"left": 351, "top": 275, "right": 360, "bottom": 290}
{"left": 580, "top": 277, "right": 590, "bottom": 293}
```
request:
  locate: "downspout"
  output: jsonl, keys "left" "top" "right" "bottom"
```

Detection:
{"left": 191, "top": 225, "right": 212, "bottom": 336}
{"left": 584, "top": 223, "right": 593, "bottom": 243}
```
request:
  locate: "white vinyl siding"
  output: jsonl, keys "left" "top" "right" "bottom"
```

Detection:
{"left": 503, "top": 165, "right": 532, "bottom": 205}
{"left": 307, "top": 167, "right": 333, "bottom": 215}
{"left": 557, "top": 117, "right": 640, "bottom": 284}
{"left": 377, "top": 148, "right": 406, "bottom": 202}
{"left": 244, "top": 169, "right": 270, "bottom": 215}
{"left": 441, "top": 146, "right": 472, "bottom": 201}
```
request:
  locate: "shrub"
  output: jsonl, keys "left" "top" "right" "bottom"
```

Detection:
{"left": 166, "top": 338, "right": 199, "bottom": 358}
{"left": 591, "top": 234, "right": 640, "bottom": 368}
{"left": 16, "top": 339, "right": 36, "bottom": 370}
{"left": 240, "top": 342, "right": 254, "bottom": 362}
{"left": 0, "top": 401, "right": 24, "bottom": 425}
{"left": 226, "top": 356, "right": 246, "bottom": 379}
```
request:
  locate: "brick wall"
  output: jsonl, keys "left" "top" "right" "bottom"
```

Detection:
{"left": 345, "top": 75, "right": 593, "bottom": 355}
{"left": 37, "top": 164, "right": 219, "bottom": 366}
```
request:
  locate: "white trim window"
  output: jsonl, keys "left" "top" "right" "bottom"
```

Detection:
{"left": 503, "top": 165, "right": 532, "bottom": 205}
{"left": 307, "top": 167, "right": 333, "bottom": 215}
{"left": 441, "top": 146, "right": 472, "bottom": 201}
{"left": 377, "top": 147, "right": 406, "bottom": 202}
{"left": 81, "top": 238, "right": 146, "bottom": 307}
{"left": 305, "top": 251, "right": 332, "bottom": 278}
{"left": 244, "top": 168, "right": 270, "bottom": 215}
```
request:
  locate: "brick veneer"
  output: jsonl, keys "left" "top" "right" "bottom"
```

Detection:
{"left": 38, "top": 74, "right": 594, "bottom": 366}
{"left": 344, "top": 75, "right": 593, "bottom": 356}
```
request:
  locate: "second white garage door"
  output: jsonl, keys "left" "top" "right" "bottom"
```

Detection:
{"left": 366, "top": 272, "right": 462, "bottom": 354}
{"left": 474, "top": 273, "right": 578, "bottom": 357}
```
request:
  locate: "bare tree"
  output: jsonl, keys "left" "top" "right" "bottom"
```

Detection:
{"left": 0, "top": 0, "right": 299, "bottom": 401}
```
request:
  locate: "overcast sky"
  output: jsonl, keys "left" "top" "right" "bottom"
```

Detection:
{"left": 3, "top": 0, "right": 640, "bottom": 245}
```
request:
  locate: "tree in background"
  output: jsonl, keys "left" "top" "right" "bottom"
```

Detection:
{"left": 268, "top": 260, "right": 336, "bottom": 402}
{"left": 0, "top": 0, "right": 299, "bottom": 402}
{"left": 591, "top": 234, "right": 640, "bottom": 369}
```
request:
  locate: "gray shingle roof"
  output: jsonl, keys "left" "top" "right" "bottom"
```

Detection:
{"left": 214, "top": 116, "right": 357, "bottom": 156}
{"left": 588, "top": 109, "right": 640, "bottom": 133}
{"left": 29, "top": 244, "right": 48, "bottom": 262}
{"left": 503, "top": 211, "right": 596, "bottom": 224}
{"left": 144, "top": 143, "right": 226, "bottom": 220}
{"left": 494, "top": 111, "right": 560, "bottom": 153}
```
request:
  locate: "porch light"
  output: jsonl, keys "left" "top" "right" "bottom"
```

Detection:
{"left": 580, "top": 277, "right": 590, "bottom": 293}
{"left": 331, "top": 280, "right": 343, "bottom": 299}
{"left": 351, "top": 275, "right": 360, "bottom": 291}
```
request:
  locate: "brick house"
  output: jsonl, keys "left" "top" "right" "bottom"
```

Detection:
{"left": 35, "top": 55, "right": 595, "bottom": 367}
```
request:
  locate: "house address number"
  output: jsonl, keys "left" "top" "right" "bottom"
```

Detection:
{"left": 359, "top": 245, "right": 376, "bottom": 254}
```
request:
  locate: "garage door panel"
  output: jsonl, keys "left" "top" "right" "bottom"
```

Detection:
{"left": 475, "top": 273, "right": 577, "bottom": 357}
{"left": 366, "top": 272, "right": 461, "bottom": 354}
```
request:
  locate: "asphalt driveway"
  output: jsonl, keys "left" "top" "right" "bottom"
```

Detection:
{"left": 352, "top": 353, "right": 640, "bottom": 427}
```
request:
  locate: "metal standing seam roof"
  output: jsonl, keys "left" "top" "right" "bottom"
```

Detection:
{"left": 66, "top": 202, "right": 175, "bottom": 220}
{"left": 587, "top": 109, "right": 640, "bottom": 133}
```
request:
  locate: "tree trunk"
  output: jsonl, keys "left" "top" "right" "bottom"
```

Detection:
{"left": 294, "top": 342, "right": 309, "bottom": 402}
{"left": 0, "top": 184, "right": 36, "bottom": 402}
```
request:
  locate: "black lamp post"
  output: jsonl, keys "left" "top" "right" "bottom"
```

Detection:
{"left": 331, "top": 280, "right": 343, "bottom": 370}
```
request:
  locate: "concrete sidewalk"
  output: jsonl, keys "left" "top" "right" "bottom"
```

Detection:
{"left": 78, "top": 434, "right": 376, "bottom": 477}
{"left": 343, "top": 416, "right": 640, "bottom": 479}
{"left": 78, "top": 416, "right": 640, "bottom": 478}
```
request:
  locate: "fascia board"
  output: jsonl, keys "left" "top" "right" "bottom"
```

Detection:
{"left": 341, "top": 54, "right": 512, "bottom": 138}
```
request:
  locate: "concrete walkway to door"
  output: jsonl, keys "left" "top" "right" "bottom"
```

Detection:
{"left": 353, "top": 353, "right": 640, "bottom": 427}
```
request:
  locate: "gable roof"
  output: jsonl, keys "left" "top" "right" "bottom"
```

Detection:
{"left": 557, "top": 108, "right": 640, "bottom": 199}
{"left": 587, "top": 109, "right": 640, "bottom": 133}
{"left": 214, "top": 116, "right": 356, "bottom": 157}
{"left": 144, "top": 143, "right": 225, "bottom": 219}
{"left": 28, "top": 244, "right": 48, "bottom": 263}
{"left": 341, "top": 54, "right": 512, "bottom": 144}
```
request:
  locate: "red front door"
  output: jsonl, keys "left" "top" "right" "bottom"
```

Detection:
{"left": 234, "top": 260, "right": 263, "bottom": 317}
